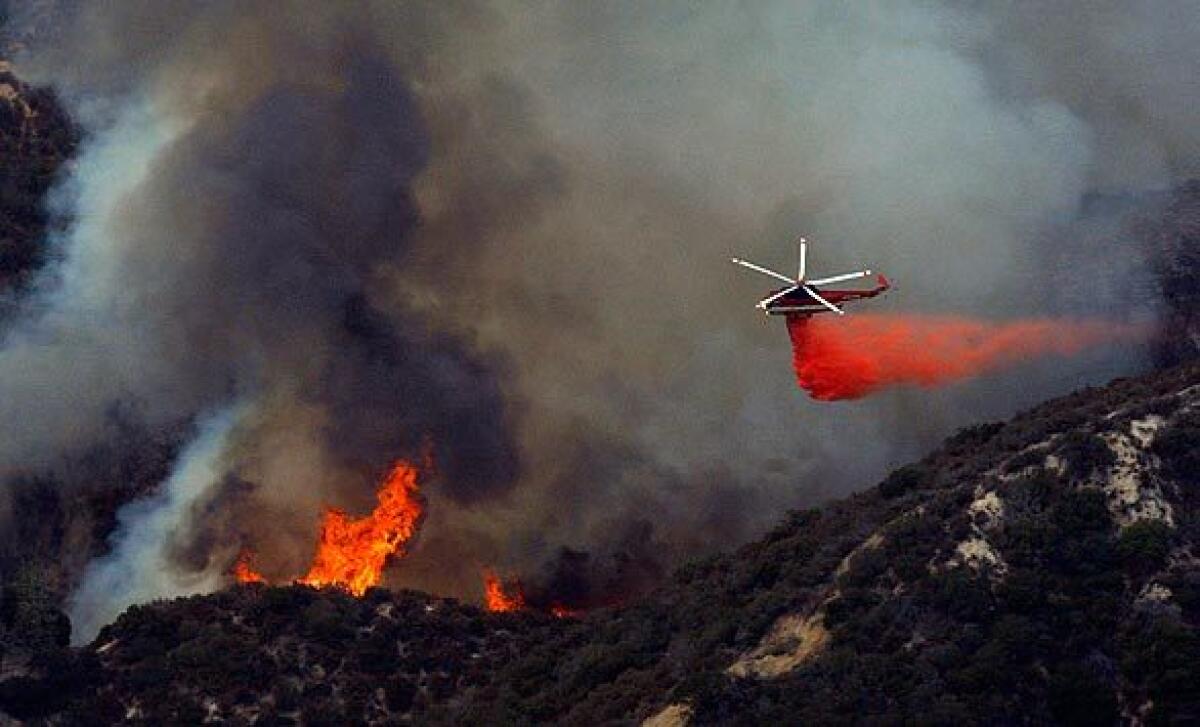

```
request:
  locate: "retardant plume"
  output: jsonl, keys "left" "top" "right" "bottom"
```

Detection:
{"left": 787, "top": 314, "right": 1150, "bottom": 401}
{"left": 297, "top": 460, "right": 425, "bottom": 597}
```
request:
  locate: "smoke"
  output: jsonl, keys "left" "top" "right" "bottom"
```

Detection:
{"left": 787, "top": 314, "right": 1151, "bottom": 401}
{"left": 68, "top": 405, "right": 245, "bottom": 643}
{"left": 6, "top": 2, "right": 523, "bottom": 641}
{"left": 1, "top": 0, "right": 1196, "bottom": 635}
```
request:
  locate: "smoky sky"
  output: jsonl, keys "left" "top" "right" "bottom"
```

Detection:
{"left": 4, "top": 4, "right": 520, "bottom": 499}
{"left": 3, "top": 0, "right": 1198, "bottom": 637}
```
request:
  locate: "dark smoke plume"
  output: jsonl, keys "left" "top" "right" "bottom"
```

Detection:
{"left": 0, "top": 1, "right": 1196, "bottom": 640}
{"left": 6, "top": 2, "right": 521, "bottom": 639}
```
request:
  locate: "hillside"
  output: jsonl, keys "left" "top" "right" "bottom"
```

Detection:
{"left": 0, "top": 58, "right": 76, "bottom": 292}
{"left": 2, "top": 360, "right": 1197, "bottom": 725}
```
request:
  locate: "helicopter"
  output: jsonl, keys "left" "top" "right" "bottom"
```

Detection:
{"left": 731, "top": 237, "right": 889, "bottom": 316}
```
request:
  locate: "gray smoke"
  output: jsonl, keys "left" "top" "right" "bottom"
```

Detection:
{"left": 67, "top": 404, "right": 246, "bottom": 641}
{"left": 2, "top": 1, "right": 1195, "bottom": 636}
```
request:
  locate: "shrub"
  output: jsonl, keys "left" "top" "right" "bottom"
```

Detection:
{"left": 0, "top": 566, "right": 70, "bottom": 656}
{"left": 1048, "top": 663, "right": 1118, "bottom": 726}
{"left": 301, "top": 599, "right": 353, "bottom": 644}
{"left": 1051, "top": 489, "right": 1112, "bottom": 535}
{"left": 944, "top": 422, "right": 1004, "bottom": 454}
{"left": 1152, "top": 427, "right": 1200, "bottom": 485}
{"left": 1002, "top": 446, "right": 1046, "bottom": 474}
{"left": 1120, "top": 617, "right": 1200, "bottom": 723}
{"left": 1056, "top": 431, "right": 1115, "bottom": 478}
{"left": 1117, "top": 520, "right": 1174, "bottom": 575}
{"left": 879, "top": 464, "right": 929, "bottom": 499}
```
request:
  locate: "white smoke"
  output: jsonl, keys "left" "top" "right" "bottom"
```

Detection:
{"left": 67, "top": 404, "right": 245, "bottom": 644}
{"left": 0, "top": 96, "right": 189, "bottom": 476}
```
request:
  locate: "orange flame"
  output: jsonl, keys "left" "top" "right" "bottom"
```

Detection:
{"left": 233, "top": 549, "right": 266, "bottom": 584}
{"left": 787, "top": 313, "right": 1148, "bottom": 401}
{"left": 296, "top": 460, "right": 425, "bottom": 596}
{"left": 483, "top": 569, "right": 527, "bottom": 612}
{"left": 481, "top": 571, "right": 585, "bottom": 617}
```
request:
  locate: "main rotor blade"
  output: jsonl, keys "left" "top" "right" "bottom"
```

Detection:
{"left": 757, "top": 285, "right": 801, "bottom": 309}
{"left": 805, "top": 270, "right": 872, "bottom": 287}
{"left": 731, "top": 258, "right": 797, "bottom": 285}
{"left": 802, "top": 284, "right": 845, "bottom": 315}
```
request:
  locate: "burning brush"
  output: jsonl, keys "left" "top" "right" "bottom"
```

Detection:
{"left": 233, "top": 549, "right": 267, "bottom": 585}
{"left": 234, "top": 459, "right": 582, "bottom": 615}
{"left": 481, "top": 570, "right": 585, "bottom": 618}
{"left": 482, "top": 569, "right": 527, "bottom": 613}
{"left": 236, "top": 460, "right": 425, "bottom": 596}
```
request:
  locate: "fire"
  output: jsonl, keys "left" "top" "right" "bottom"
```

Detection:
{"left": 233, "top": 549, "right": 266, "bottom": 584}
{"left": 483, "top": 569, "right": 526, "bottom": 612}
{"left": 481, "top": 570, "right": 587, "bottom": 617}
{"left": 787, "top": 313, "right": 1148, "bottom": 401}
{"left": 296, "top": 460, "right": 425, "bottom": 596}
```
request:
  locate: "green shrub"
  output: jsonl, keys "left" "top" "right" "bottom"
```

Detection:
{"left": 1117, "top": 520, "right": 1174, "bottom": 575}
{"left": 1121, "top": 617, "right": 1200, "bottom": 723}
{"left": 0, "top": 566, "right": 70, "bottom": 656}
{"left": 1056, "top": 431, "right": 1115, "bottom": 478}
{"left": 1152, "top": 427, "right": 1200, "bottom": 485}
{"left": 879, "top": 464, "right": 929, "bottom": 499}
{"left": 944, "top": 422, "right": 1004, "bottom": 454}
{"left": 1002, "top": 446, "right": 1046, "bottom": 474}
{"left": 1048, "top": 663, "right": 1118, "bottom": 726}
{"left": 1051, "top": 489, "right": 1112, "bottom": 535}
